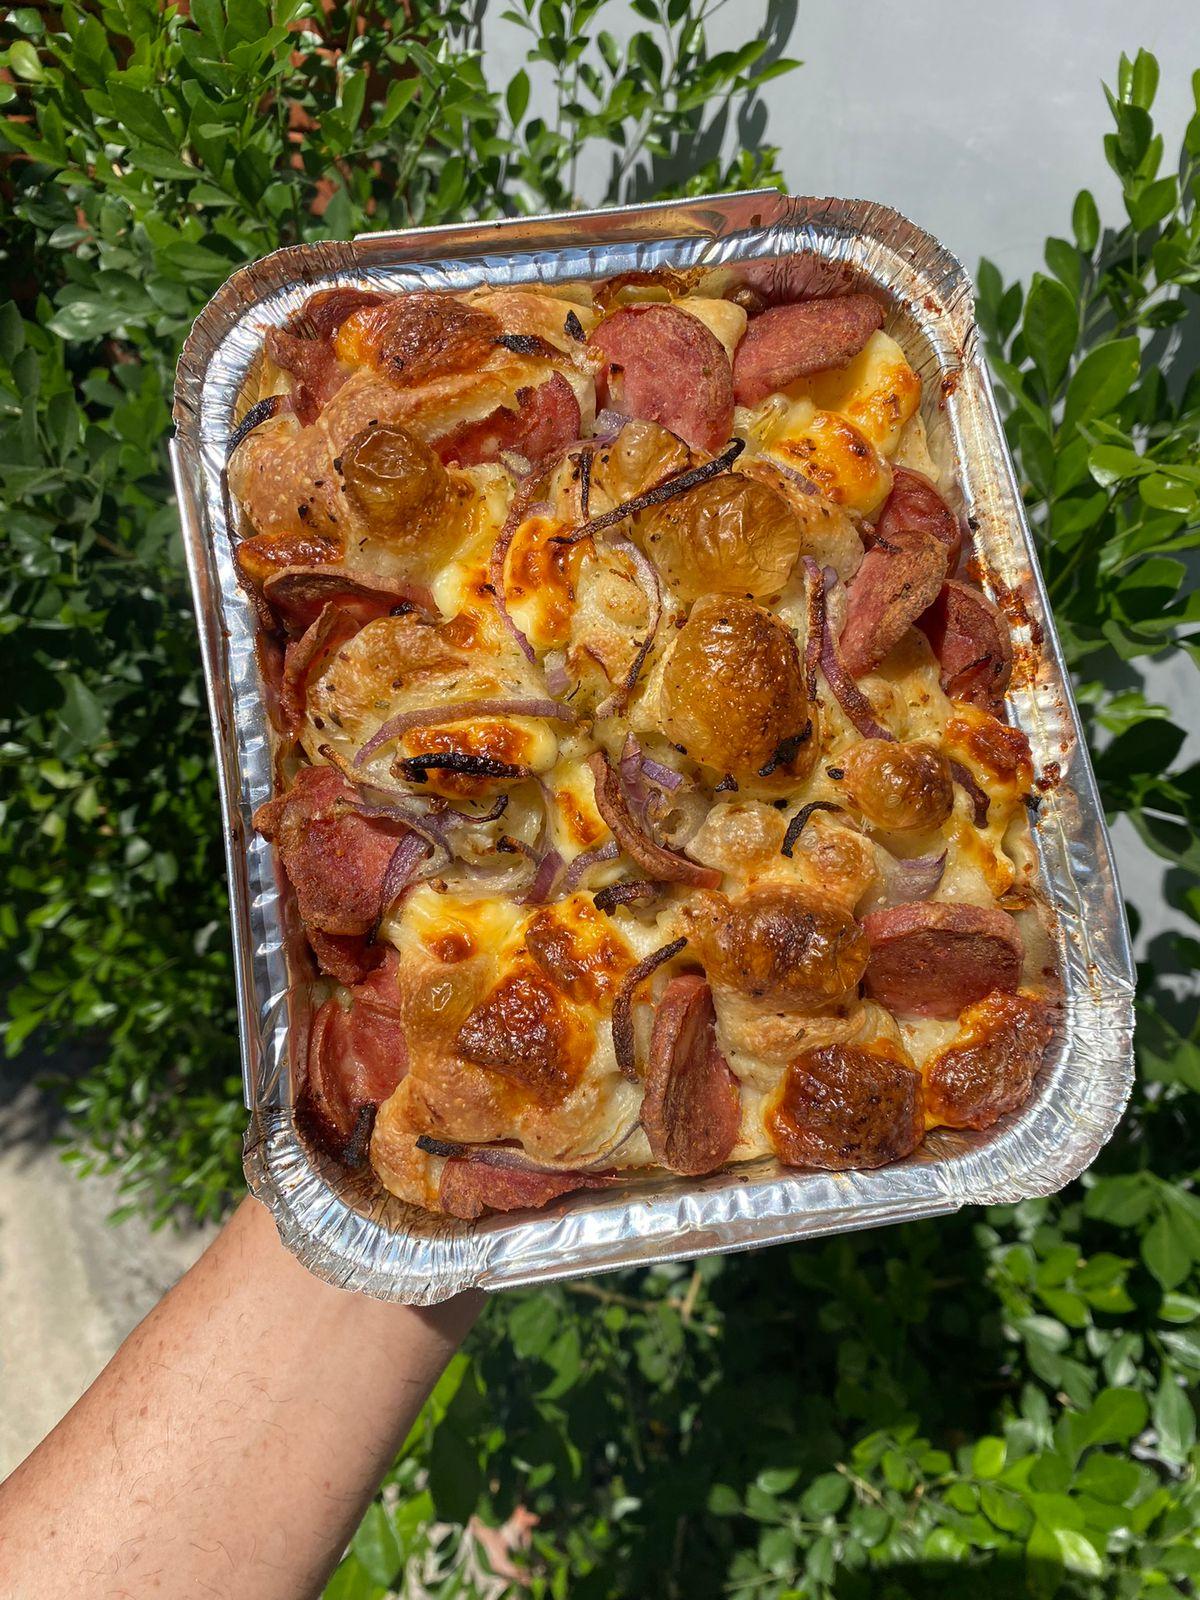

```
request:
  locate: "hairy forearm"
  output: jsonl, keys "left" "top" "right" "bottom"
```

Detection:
{"left": 0, "top": 1196, "right": 481, "bottom": 1600}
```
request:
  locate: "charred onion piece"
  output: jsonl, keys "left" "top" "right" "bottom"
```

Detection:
{"left": 495, "top": 331, "right": 555, "bottom": 357}
{"left": 228, "top": 393, "right": 285, "bottom": 457}
{"left": 552, "top": 438, "right": 747, "bottom": 545}
{"left": 611, "top": 937, "right": 688, "bottom": 1081}
{"left": 398, "top": 752, "right": 531, "bottom": 783}
{"left": 781, "top": 799, "right": 843, "bottom": 858}
{"left": 593, "top": 880, "right": 659, "bottom": 915}
{"left": 758, "top": 720, "right": 813, "bottom": 778}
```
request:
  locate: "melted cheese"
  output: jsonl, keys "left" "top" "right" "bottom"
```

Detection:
{"left": 675, "top": 295, "right": 749, "bottom": 362}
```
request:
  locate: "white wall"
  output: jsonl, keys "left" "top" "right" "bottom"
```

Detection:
{"left": 483, "top": 0, "right": 1198, "bottom": 952}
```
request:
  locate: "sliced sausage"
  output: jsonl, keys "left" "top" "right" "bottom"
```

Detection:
{"left": 253, "top": 764, "right": 408, "bottom": 939}
{"left": 732, "top": 294, "right": 885, "bottom": 406}
{"left": 279, "top": 603, "right": 361, "bottom": 735}
{"left": 262, "top": 566, "right": 434, "bottom": 635}
{"left": 862, "top": 902, "right": 1024, "bottom": 1018}
{"left": 285, "top": 287, "right": 387, "bottom": 342}
{"left": 587, "top": 752, "right": 721, "bottom": 889}
{"left": 588, "top": 305, "right": 734, "bottom": 453}
{"left": 838, "top": 527, "right": 948, "bottom": 678}
{"left": 267, "top": 289, "right": 388, "bottom": 425}
{"left": 767, "top": 1043, "right": 924, "bottom": 1170}
{"left": 642, "top": 975, "right": 741, "bottom": 1176}
{"left": 873, "top": 467, "right": 962, "bottom": 570}
{"left": 924, "top": 991, "right": 1055, "bottom": 1129}
{"left": 305, "top": 928, "right": 383, "bottom": 986}
{"left": 298, "top": 978, "right": 408, "bottom": 1162}
{"left": 438, "top": 1158, "right": 610, "bottom": 1221}
{"left": 919, "top": 579, "right": 1014, "bottom": 712}
{"left": 433, "top": 373, "right": 581, "bottom": 468}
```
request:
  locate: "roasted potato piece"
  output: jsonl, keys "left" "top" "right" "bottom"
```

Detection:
{"left": 840, "top": 739, "right": 954, "bottom": 832}
{"left": 339, "top": 423, "right": 459, "bottom": 573}
{"left": 690, "top": 885, "right": 869, "bottom": 1007}
{"left": 638, "top": 475, "right": 804, "bottom": 600}
{"left": 657, "top": 596, "right": 810, "bottom": 778}
{"left": 767, "top": 1042, "right": 924, "bottom": 1169}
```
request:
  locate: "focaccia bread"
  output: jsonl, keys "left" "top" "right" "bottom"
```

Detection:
{"left": 232, "top": 266, "right": 1058, "bottom": 1222}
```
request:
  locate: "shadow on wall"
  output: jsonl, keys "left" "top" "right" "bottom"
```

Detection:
{"left": 618, "top": 0, "right": 800, "bottom": 203}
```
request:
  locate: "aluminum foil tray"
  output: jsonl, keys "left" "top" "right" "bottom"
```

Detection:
{"left": 171, "top": 190, "right": 1135, "bottom": 1304}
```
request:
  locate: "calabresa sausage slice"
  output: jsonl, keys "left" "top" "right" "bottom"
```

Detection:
{"left": 299, "top": 966, "right": 408, "bottom": 1164}
{"left": 919, "top": 579, "right": 1014, "bottom": 712}
{"left": 924, "top": 990, "right": 1055, "bottom": 1129}
{"left": 433, "top": 373, "right": 581, "bottom": 468}
{"left": 839, "top": 526, "right": 948, "bottom": 677}
{"left": 642, "top": 975, "right": 741, "bottom": 1176}
{"left": 253, "top": 765, "right": 408, "bottom": 940}
{"left": 862, "top": 902, "right": 1024, "bottom": 1018}
{"left": 767, "top": 1043, "right": 924, "bottom": 1169}
{"left": 438, "top": 1159, "right": 612, "bottom": 1221}
{"left": 731, "top": 294, "right": 884, "bottom": 405}
{"left": 873, "top": 467, "right": 962, "bottom": 570}
{"left": 588, "top": 305, "right": 734, "bottom": 453}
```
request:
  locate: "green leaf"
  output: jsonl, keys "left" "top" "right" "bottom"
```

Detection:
{"left": 1022, "top": 272, "right": 1077, "bottom": 393}
{"left": 1072, "top": 188, "right": 1100, "bottom": 252}
{"left": 1061, "top": 337, "right": 1139, "bottom": 433}
{"left": 972, "top": 1436, "right": 1007, "bottom": 1479}
{"left": 1144, "top": 1210, "right": 1193, "bottom": 1289}
{"left": 351, "top": 1504, "right": 403, "bottom": 1587}
{"left": 1152, "top": 1374, "right": 1196, "bottom": 1463}
{"left": 1068, "top": 1387, "right": 1149, "bottom": 1453}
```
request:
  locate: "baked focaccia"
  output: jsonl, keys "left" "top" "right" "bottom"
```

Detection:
{"left": 233, "top": 267, "right": 1058, "bottom": 1221}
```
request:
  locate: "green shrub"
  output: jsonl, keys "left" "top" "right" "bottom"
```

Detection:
{"left": 3, "top": 7, "right": 1200, "bottom": 1595}
{"left": 0, "top": 0, "right": 791, "bottom": 1221}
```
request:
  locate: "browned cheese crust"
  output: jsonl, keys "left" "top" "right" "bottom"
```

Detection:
{"left": 231, "top": 272, "right": 1056, "bottom": 1219}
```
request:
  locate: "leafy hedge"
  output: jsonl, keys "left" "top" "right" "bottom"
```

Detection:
{"left": 3, "top": 6, "right": 1200, "bottom": 1595}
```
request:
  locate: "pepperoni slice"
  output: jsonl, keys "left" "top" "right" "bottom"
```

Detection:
{"left": 873, "top": 467, "right": 962, "bottom": 570}
{"left": 304, "top": 928, "right": 383, "bottom": 986}
{"left": 253, "top": 764, "right": 408, "bottom": 939}
{"left": 642, "top": 975, "right": 740, "bottom": 1176}
{"left": 862, "top": 902, "right": 1024, "bottom": 1018}
{"left": 438, "top": 1159, "right": 610, "bottom": 1221}
{"left": 265, "top": 326, "right": 344, "bottom": 426}
{"left": 924, "top": 990, "right": 1055, "bottom": 1129}
{"left": 838, "top": 526, "right": 948, "bottom": 678}
{"left": 919, "top": 579, "right": 1014, "bottom": 712}
{"left": 262, "top": 566, "right": 434, "bottom": 635}
{"left": 279, "top": 603, "right": 361, "bottom": 735}
{"left": 434, "top": 373, "right": 582, "bottom": 468}
{"left": 587, "top": 752, "right": 721, "bottom": 889}
{"left": 299, "top": 974, "right": 408, "bottom": 1162}
{"left": 767, "top": 1043, "right": 924, "bottom": 1169}
{"left": 588, "top": 305, "right": 734, "bottom": 453}
{"left": 731, "top": 294, "right": 885, "bottom": 405}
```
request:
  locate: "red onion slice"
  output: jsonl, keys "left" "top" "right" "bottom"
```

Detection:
{"left": 354, "top": 696, "right": 577, "bottom": 768}
{"left": 416, "top": 1118, "right": 638, "bottom": 1175}
{"left": 803, "top": 557, "right": 894, "bottom": 742}
{"left": 611, "top": 936, "right": 688, "bottom": 1081}
{"left": 522, "top": 847, "right": 565, "bottom": 905}
{"left": 640, "top": 755, "right": 683, "bottom": 791}
{"left": 375, "top": 833, "right": 431, "bottom": 932}
{"left": 558, "top": 838, "right": 620, "bottom": 894}
{"left": 948, "top": 760, "right": 991, "bottom": 827}
{"left": 875, "top": 848, "right": 948, "bottom": 908}
{"left": 594, "top": 536, "right": 663, "bottom": 718}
